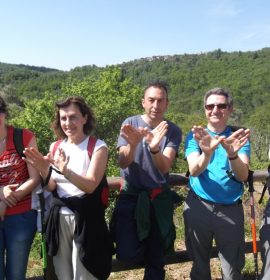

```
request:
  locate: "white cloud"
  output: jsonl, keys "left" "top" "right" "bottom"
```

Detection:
{"left": 228, "top": 23, "right": 270, "bottom": 51}
{"left": 241, "top": 24, "right": 270, "bottom": 40}
{"left": 208, "top": 0, "right": 242, "bottom": 17}
{"left": 240, "top": 32, "right": 257, "bottom": 41}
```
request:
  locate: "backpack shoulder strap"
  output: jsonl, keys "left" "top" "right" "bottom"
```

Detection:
{"left": 87, "top": 136, "right": 109, "bottom": 208}
{"left": 51, "top": 139, "right": 62, "bottom": 158}
{"left": 87, "top": 136, "right": 97, "bottom": 158}
{"left": 52, "top": 137, "right": 97, "bottom": 159}
{"left": 13, "top": 127, "right": 24, "bottom": 158}
{"left": 229, "top": 125, "right": 246, "bottom": 132}
{"left": 259, "top": 165, "right": 270, "bottom": 203}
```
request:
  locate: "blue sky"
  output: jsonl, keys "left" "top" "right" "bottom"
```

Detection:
{"left": 0, "top": 0, "right": 269, "bottom": 71}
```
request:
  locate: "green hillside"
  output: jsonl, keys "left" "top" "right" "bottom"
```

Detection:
{"left": 1, "top": 48, "right": 270, "bottom": 169}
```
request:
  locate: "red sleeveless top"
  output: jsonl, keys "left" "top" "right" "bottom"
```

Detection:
{"left": 0, "top": 126, "right": 34, "bottom": 215}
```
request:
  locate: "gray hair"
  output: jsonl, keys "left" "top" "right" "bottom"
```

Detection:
{"left": 204, "top": 87, "right": 233, "bottom": 106}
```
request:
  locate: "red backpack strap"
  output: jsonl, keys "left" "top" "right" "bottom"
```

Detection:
{"left": 52, "top": 137, "right": 95, "bottom": 159}
{"left": 87, "top": 136, "right": 109, "bottom": 208}
{"left": 51, "top": 140, "right": 62, "bottom": 158}
{"left": 87, "top": 136, "right": 97, "bottom": 158}
{"left": 101, "top": 178, "right": 109, "bottom": 208}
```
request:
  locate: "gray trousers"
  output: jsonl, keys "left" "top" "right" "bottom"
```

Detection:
{"left": 260, "top": 200, "right": 270, "bottom": 280}
{"left": 183, "top": 191, "right": 245, "bottom": 280}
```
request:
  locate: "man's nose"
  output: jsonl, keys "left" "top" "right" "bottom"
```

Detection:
{"left": 212, "top": 105, "right": 219, "bottom": 113}
{"left": 153, "top": 101, "right": 158, "bottom": 108}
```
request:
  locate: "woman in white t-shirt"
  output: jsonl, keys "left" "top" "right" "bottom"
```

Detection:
{"left": 24, "top": 96, "right": 112, "bottom": 280}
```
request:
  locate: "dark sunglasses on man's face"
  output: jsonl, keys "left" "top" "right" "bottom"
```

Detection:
{"left": 204, "top": 103, "right": 229, "bottom": 110}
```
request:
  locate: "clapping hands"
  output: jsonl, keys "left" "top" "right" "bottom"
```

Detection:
{"left": 192, "top": 126, "right": 225, "bottom": 155}
{"left": 53, "top": 148, "right": 70, "bottom": 175}
{"left": 221, "top": 128, "right": 250, "bottom": 156}
{"left": 23, "top": 147, "right": 51, "bottom": 174}
{"left": 192, "top": 126, "right": 250, "bottom": 156}
{"left": 144, "top": 121, "right": 168, "bottom": 151}
{"left": 120, "top": 121, "right": 168, "bottom": 150}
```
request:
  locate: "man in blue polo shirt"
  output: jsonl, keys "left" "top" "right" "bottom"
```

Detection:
{"left": 184, "top": 87, "right": 251, "bottom": 280}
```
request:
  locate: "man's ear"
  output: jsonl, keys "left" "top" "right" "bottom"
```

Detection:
{"left": 141, "top": 98, "right": 145, "bottom": 108}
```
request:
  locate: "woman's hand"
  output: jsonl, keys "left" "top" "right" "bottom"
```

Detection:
{"left": 0, "top": 184, "right": 19, "bottom": 207}
{"left": 54, "top": 148, "right": 70, "bottom": 175}
{"left": 23, "top": 147, "right": 51, "bottom": 177}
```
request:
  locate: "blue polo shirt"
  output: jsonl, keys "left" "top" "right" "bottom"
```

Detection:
{"left": 185, "top": 126, "right": 251, "bottom": 204}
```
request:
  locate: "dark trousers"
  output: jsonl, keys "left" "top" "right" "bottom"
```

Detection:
{"left": 259, "top": 200, "right": 270, "bottom": 280}
{"left": 45, "top": 255, "right": 58, "bottom": 280}
{"left": 113, "top": 195, "right": 165, "bottom": 280}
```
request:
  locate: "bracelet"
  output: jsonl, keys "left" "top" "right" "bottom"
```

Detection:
{"left": 228, "top": 154, "right": 238, "bottom": 160}
{"left": 150, "top": 149, "right": 160, "bottom": 154}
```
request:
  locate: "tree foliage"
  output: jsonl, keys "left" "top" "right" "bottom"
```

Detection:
{"left": 11, "top": 92, "right": 59, "bottom": 153}
{"left": 1, "top": 48, "right": 270, "bottom": 170}
{"left": 62, "top": 67, "right": 142, "bottom": 175}
{"left": 246, "top": 102, "right": 270, "bottom": 165}
{"left": 9, "top": 67, "right": 142, "bottom": 175}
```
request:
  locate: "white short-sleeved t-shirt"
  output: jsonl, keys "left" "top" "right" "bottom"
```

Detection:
{"left": 51, "top": 136, "right": 107, "bottom": 213}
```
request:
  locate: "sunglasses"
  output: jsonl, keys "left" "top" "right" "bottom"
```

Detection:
{"left": 204, "top": 103, "right": 229, "bottom": 110}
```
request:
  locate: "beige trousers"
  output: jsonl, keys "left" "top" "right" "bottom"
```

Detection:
{"left": 53, "top": 213, "right": 98, "bottom": 280}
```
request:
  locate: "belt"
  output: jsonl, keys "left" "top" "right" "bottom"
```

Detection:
{"left": 190, "top": 190, "right": 242, "bottom": 206}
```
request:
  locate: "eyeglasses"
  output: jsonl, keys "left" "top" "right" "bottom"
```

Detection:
{"left": 204, "top": 103, "right": 229, "bottom": 110}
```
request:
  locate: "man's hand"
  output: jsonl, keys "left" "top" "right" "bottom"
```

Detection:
{"left": 192, "top": 126, "right": 225, "bottom": 156}
{"left": 221, "top": 128, "right": 250, "bottom": 157}
{"left": 120, "top": 124, "right": 146, "bottom": 147}
{"left": 144, "top": 121, "right": 168, "bottom": 151}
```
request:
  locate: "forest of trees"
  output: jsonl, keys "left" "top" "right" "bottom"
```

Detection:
{"left": 1, "top": 47, "right": 270, "bottom": 175}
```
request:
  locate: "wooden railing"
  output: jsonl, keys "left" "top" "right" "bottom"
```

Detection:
{"left": 107, "top": 170, "right": 268, "bottom": 190}
{"left": 107, "top": 170, "right": 268, "bottom": 271}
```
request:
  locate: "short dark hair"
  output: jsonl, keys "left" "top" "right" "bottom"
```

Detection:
{"left": 52, "top": 96, "right": 96, "bottom": 139}
{"left": 144, "top": 80, "right": 169, "bottom": 99}
{"left": 204, "top": 87, "right": 233, "bottom": 106}
{"left": 0, "top": 95, "right": 9, "bottom": 117}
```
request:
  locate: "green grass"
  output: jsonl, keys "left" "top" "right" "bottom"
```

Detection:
{"left": 27, "top": 233, "right": 43, "bottom": 278}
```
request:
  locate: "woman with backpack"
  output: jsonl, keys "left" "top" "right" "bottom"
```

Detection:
{"left": 24, "top": 96, "right": 112, "bottom": 280}
{"left": 0, "top": 95, "right": 40, "bottom": 280}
